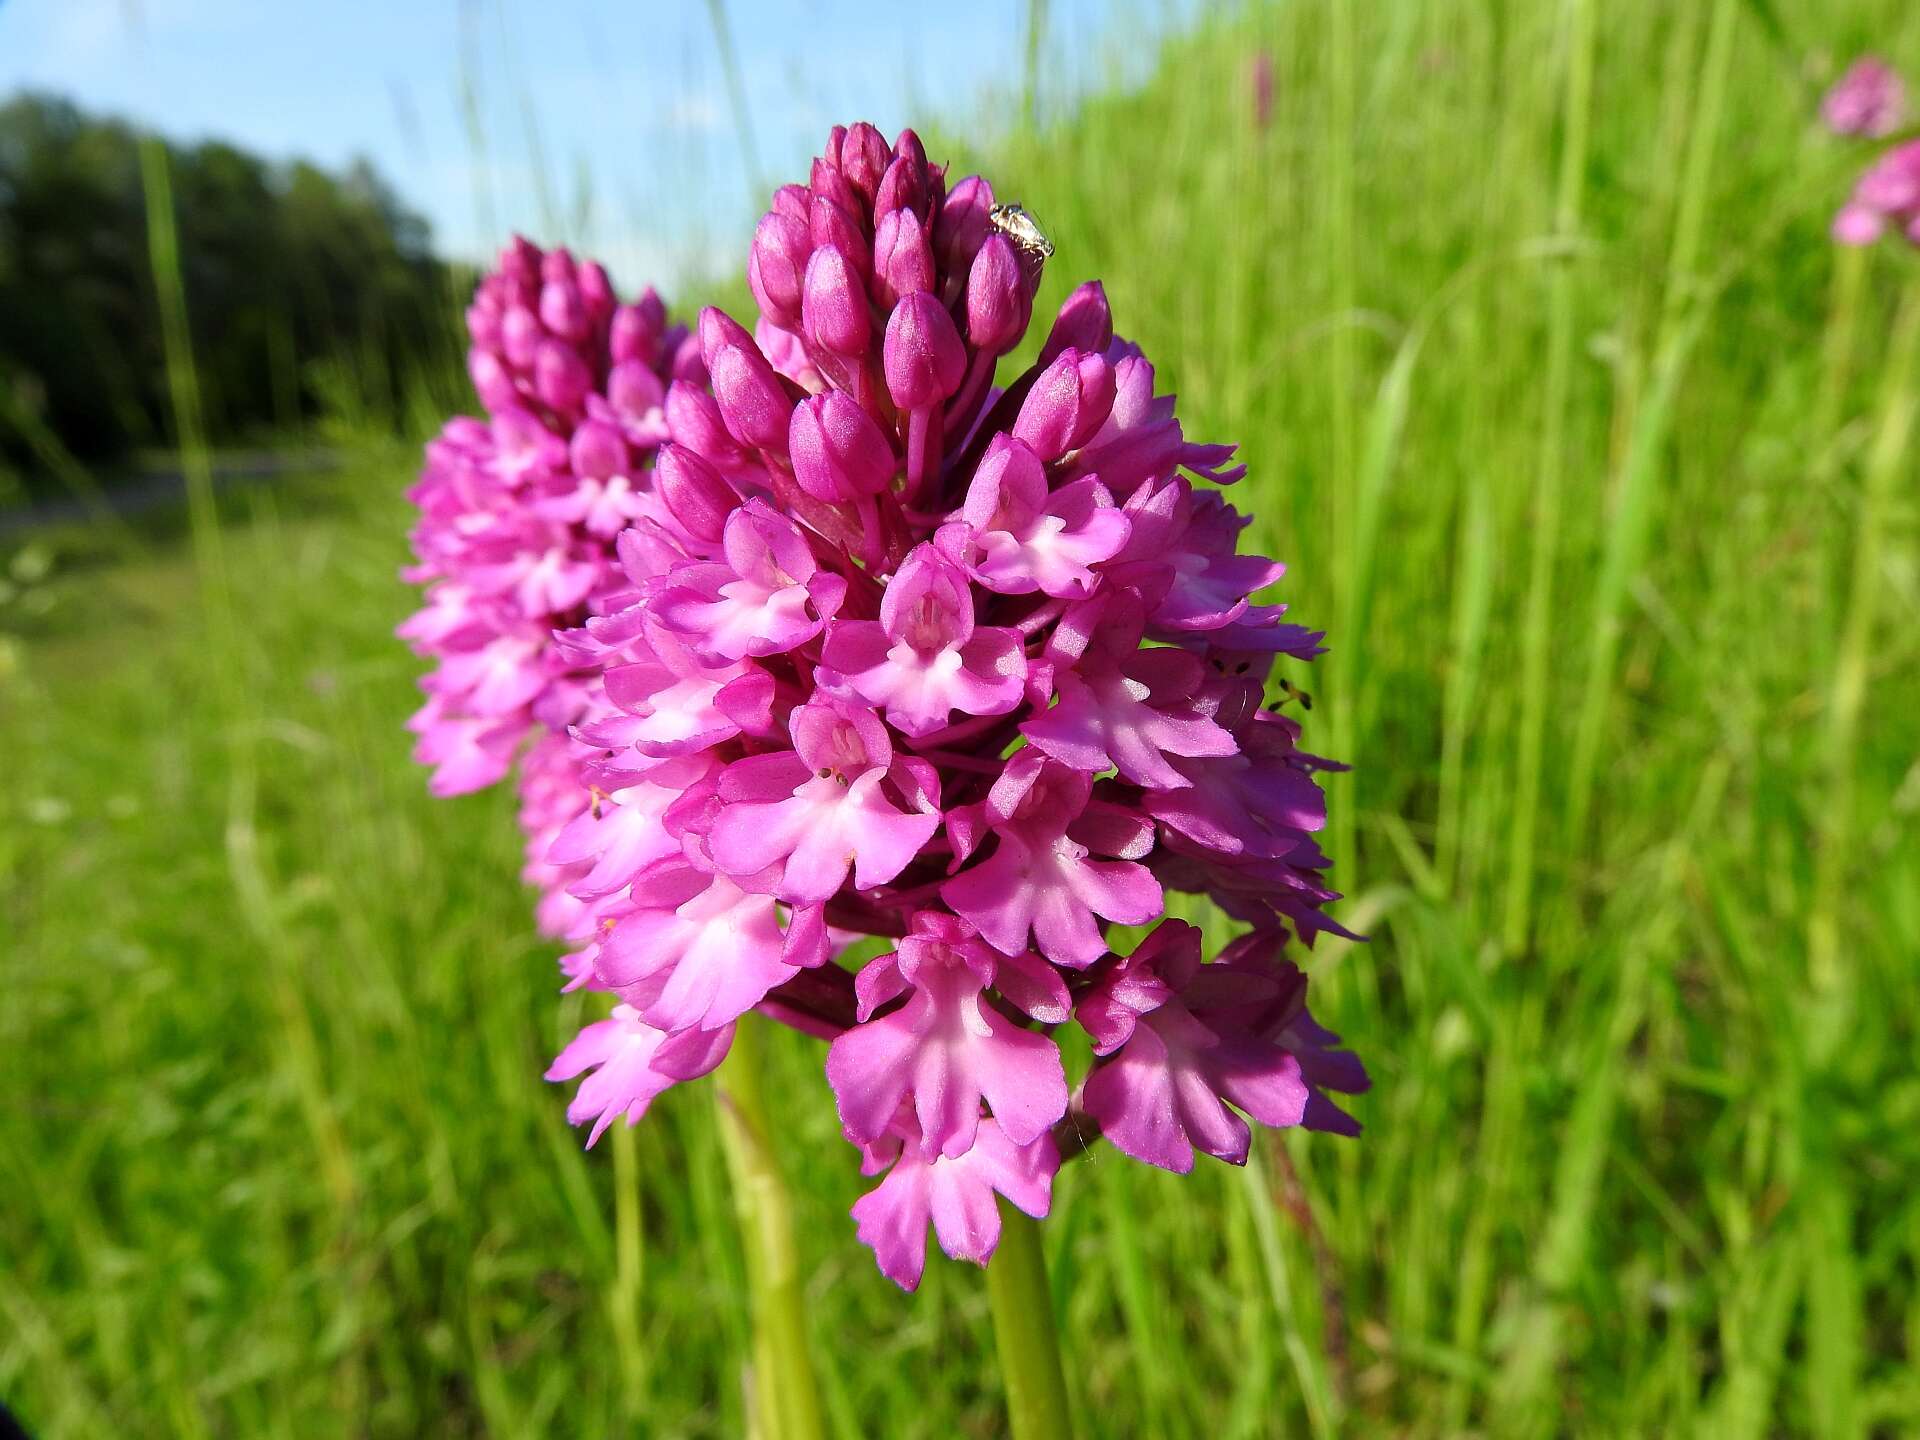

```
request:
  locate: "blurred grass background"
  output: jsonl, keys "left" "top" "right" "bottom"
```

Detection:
{"left": 7, "top": 0, "right": 1920, "bottom": 1434}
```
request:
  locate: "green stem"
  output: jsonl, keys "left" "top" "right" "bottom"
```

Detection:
{"left": 608, "top": 1122, "right": 648, "bottom": 1419}
{"left": 986, "top": 1206, "right": 1073, "bottom": 1440}
{"left": 1502, "top": 0, "right": 1595, "bottom": 957}
{"left": 713, "top": 1018, "right": 824, "bottom": 1440}
{"left": 1562, "top": 0, "right": 1734, "bottom": 851}
{"left": 1808, "top": 273, "right": 1920, "bottom": 993}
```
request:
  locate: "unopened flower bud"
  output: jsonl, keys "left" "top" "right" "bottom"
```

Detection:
{"left": 610, "top": 301, "right": 660, "bottom": 367}
{"left": 935, "top": 175, "right": 995, "bottom": 281}
{"left": 803, "top": 246, "right": 872, "bottom": 358}
{"left": 772, "top": 183, "right": 811, "bottom": 226}
{"left": 701, "top": 307, "right": 794, "bottom": 452}
{"left": 965, "top": 234, "right": 1030, "bottom": 354}
{"left": 810, "top": 194, "right": 871, "bottom": 275}
{"left": 789, "top": 391, "right": 896, "bottom": 502}
{"left": 498, "top": 235, "right": 540, "bottom": 290}
{"left": 535, "top": 339, "right": 593, "bottom": 415}
{"left": 578, "top": 262, "right": 614, "bottom": 325}
{"left": 875, "top": 153, "right": 929, "bottom": 223}
{"left": 841, "top": 121, "right": 890, "bottom": 204}
{"left": 664, "top": 380, "right": 747, "bottom": 470}
{"left": 656, "top": 443, "right": 737, "bottom": 543}
{"left": 873, "top": 208, "right": 935, "bottom": 308}
{"left": 1013, "top": 348, "right": 1115, "bottom": 460}
{"left": 665, "top": 328, "right": 704, "bottom": 385}
{"left": 811, "top": 158, "right": 864, "bottom": 227}
{"left": 570, "top": 418, "right": 628, "bottom": 480}
{"left": 539, "top": 276, "right": 588, "bottom": 341}
{"left": 468, "top": 348, "right": 517, "bottom": 413}
{"left": 467, "top": 300, "right": 502, "bottom": 353}
{"left": 750, "top": 211, "right": 811, "bottom": 332}
{"left": 1038, "top": 281, "right": 1113, "bottom": 368}
{"left": 607, "top": 360, "right": 665, "bottom": 424}
{"left": 501, "top": 305, "right": 541, "bottom": 369}
{"left": 884, "top": 292, "right": 968, "bottom": 411}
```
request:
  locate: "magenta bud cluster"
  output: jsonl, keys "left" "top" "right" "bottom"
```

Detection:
{"left": 405, "top": 123, "right": 1369, "bottom": 1292}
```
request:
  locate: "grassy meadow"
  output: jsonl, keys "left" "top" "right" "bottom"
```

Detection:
{"left": 7, "top": 0, "right": 1920, "bottom": 1434}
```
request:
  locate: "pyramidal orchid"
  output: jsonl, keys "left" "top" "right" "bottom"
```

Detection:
{"left": 523, "top": 121, "right": 1368, "bottom": 1293}
{"left": 1823, "top": 56, "right": 1906, "bottom": 139}
{"left": 400, "top": 236, "right": 692, "bottom": 805}
{"left": 1825, "top": 58, "right": 1920, "bottom": 249}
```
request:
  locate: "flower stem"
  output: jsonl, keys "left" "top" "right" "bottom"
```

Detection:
{"left": 713, "top": 1017, "right": 825, "bottom": 1440}
{"left": 985, "top": 1205, "right": 1073, "bottom": 1440}
{"left": 1808, "top": 271, "right": 1920, "bottom": 998}
{"left": 608, "top": 1122, "right": 649, "bottom": 1418}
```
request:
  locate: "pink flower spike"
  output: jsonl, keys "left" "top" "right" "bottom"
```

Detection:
{"left": 707, "top": 697, "right": 942, "bottom": 903}
{"left": 850, "top": 1114, "right": 1058, "bottom": 1290}
{"left": 827, "top": 912, "right": 1068, "bottom": 1159}
{"left": 953, "top": 436, "right": 1130, "bottom": 598}
{"left": 653, "top": 499, "right": 847, "bottom": 662}
{"left": 546, "top": 1005, "right": 734, "bottom": 1146}
{"left": 820, "top": 544, "right": 1026, "bottom": 737}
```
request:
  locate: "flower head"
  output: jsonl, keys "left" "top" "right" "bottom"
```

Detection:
{"left": 401, "top": 236, "right": 691, "bottom": 797}
{"left": 469, "top": 126, "right": 1371, "bottom": 1290}
{"left": 1833, "top": 141, "right": 1920, "bottom": 248}
{"left": 1823, "top": 56, "right": 1907, "bottom": 138}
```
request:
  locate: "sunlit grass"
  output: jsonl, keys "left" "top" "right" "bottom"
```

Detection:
{"left": 7, "top": 0, "right": 1920, "bottom": 1434}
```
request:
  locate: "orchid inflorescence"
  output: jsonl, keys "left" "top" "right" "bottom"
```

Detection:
{"left": 403, "top": 122, "right": 1367, "bottom": 1290}
{"left": 1825, "top": 56, "right": 1920, "bottom": 250}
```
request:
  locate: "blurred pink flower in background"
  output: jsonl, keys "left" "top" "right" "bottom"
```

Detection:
{"left": 1822, "top": 56, "right": 1906, "bottom": 137}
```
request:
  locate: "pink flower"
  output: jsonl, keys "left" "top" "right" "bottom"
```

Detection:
{"left": 1823, "top": 57, "right": 1906, "bottom": 138}
{"left": 1077, "top": 920, "right": 1363, "bottom": 1171}
{"left": 827, "top": 911, "right": 1068, "bottom": 1159}
{"left": 401, "top": 237, "right": 690, "bottom": 799}
{"left": 708, "top": 698, "right": 942, "bottom": 903}
{"left": 819, "top": 544, "right": 1026, "bottom": 735}
{"left": 545, "top": 1005, "right": 734, "bottom": 1146}
{"left": 653, "top": 499, "right": 847, "bottom": 662}
{"left": 1021, "top": 592, "right": 1238, "bottom": 790}
{"left": 941, "top": 752, "right": 1163, "bottom": 966}
{"left": 1832, "top": 141, "right": 1920, "bottom": 248}
{"left": 593, "top": 862, "right": 805, "bottom": 1033}
{"left": 850, "top": 1113, "right": 1058, "bottom": 1291}
{"left": 945, "top": 436, "right": 1130, "bottom": 597}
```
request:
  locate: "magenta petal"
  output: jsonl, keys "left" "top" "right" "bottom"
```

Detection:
{"left": 850, "top": 1116, "right": 1058, "bottom": 1290}
{"left": 1083, "top": 1023, "right": 1197, "bottom": 1172}
{"left": 546, "top": 1006, "right": 733, "bottom": 1147}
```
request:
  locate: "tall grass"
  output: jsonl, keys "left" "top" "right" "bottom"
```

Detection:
{"left": 7, "top": 0, "right": 1920, "bottom": 1434}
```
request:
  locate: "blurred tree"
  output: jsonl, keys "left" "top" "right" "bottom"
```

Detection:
{"left": 0, "top": 92, "right": 460, "bottom": 493}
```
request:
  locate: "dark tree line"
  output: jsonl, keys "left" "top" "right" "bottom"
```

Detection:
{"left": 0, "top": 92, "right": 461, "bottom": 492}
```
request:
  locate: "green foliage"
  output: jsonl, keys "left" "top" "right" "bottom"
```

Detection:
{"left": 0, "top": 93, "right": 460, "bottom": 487}
{"left": 7, "top": 0, "right": 1920, "bottom": 1434}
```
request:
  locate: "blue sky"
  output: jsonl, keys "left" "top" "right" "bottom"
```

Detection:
{"left": 0, "top": 0, "right": 1184, "bottom": 289}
